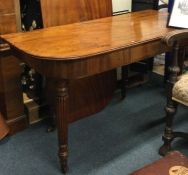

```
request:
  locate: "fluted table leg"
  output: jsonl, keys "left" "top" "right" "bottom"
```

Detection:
{"left": 55, "top": 80, "right": 69, "bottom": 174}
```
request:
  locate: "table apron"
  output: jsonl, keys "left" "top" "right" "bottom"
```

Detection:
{"left": 12, "top": 40, "right": 170, "bottom": 80}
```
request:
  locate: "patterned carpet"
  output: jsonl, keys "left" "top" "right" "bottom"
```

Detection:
{"left": 0, "top": 73, "right": 188, "bottom": 175}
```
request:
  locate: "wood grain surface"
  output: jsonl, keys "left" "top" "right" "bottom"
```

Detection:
{"left": 2, "top": 10, "right": 174, "bottom": 60}
{"left": 0, "top": 0, "right": 27, "bottom": 134}
{"left": 39, "top": 0, "right": 116, "bottom": 172}
{"left": 0, "top": 112, "right": 9, "bottom": 140}
{"left": 1, "top": 9, "right": 178, "bottom": 173}
{"left": 1, "top": 10, "right": 175, "bottom": 80}
{"left": 41, "top": 0, "right": 112, "bottom": 27}
{"left": 39, "top": 0, "right": 116, "bottom": 123}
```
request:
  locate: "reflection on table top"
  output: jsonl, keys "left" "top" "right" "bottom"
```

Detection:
{"left": 1, "top": 10, "right": 175, "bottom": 61}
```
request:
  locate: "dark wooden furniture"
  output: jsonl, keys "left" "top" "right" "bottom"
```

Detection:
{"left": 121, "top": 0, "right": 168, "bottom": 99}
{"left": 0, "top": 0, "right": 27, "bottom": 134}
{"left": 132, "top": 0, "right": 167, "bottom": 11}
{"left": 130, "top": 151, "right": 188, "bottom": 175}
{"left": 40, "top": 0, "right": 116, "bottom": 124}
{"left": 1, "top": 10, "right": 177, "bottom": 173}
{"left": 41, "top": 0, "right": 113, "bottom": 26}
{"left": 0, "top": 112, "right": 9, "bottom": 140}
{"left": 159, "top": 30, "right": 188, "bottom": 156}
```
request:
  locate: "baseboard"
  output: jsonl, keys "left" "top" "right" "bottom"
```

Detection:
{"left": 6, "top": 115, "right": 28, "bottom": 135}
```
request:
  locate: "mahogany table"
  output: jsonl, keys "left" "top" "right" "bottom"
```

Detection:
{"left": 1, "top": 10, "right": 177, "bottom": 173}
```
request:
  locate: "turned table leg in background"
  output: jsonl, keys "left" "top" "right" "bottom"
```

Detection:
{"left": 55, "top": 80, "right": 69, "bottom": 174}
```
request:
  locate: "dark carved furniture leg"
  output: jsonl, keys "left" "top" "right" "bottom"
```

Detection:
{"left": 55, "top": 80, "right": 69, "bottom": 174}
{"left": 159, "top": 43, "right": 180, "bottom": 156}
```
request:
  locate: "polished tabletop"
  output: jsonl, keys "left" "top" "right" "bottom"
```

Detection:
{"left": 0, "top": 8, "right": 179, "bottom": 174}
{"left": 1, "top": 10, "right": 174, "bottom": 61}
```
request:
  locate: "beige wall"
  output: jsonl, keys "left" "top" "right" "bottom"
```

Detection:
{"left": 112, "top": 0, "right": 132, "bottom": 13}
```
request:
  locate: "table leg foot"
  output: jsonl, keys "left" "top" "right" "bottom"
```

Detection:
{"left": 159, "top": 140, "right": 172, "bottom": 156}
{"left": 160, "top": 128, "right": 176, "bottom": 157}
{"left": 61, "top": 161, "right": 68, "bottom": 174}
{"left": 46, "top": 116, "right": 56, "bottom": 133}
{"left": 47, "top": 125, "right": 56, "bottom": 132}
{"left": 59, "top": 145, "right": 68, "bottom": 174}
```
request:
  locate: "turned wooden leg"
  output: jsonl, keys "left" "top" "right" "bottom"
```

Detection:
{"left": 159, "top": 43, "right": 180, "bottom": 156}
{"left": 55, "top": 80, "right": 69, "bottom": 174}
{"left": 159, "top": 101, "right": 177, "bottom": 156}
{"left": 121, "top": 66, "right": 128, "bottom": 99}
